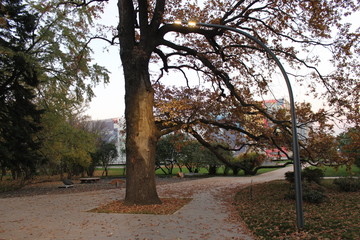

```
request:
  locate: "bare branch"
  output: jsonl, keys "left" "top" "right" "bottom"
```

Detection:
{"left": 153, "top": 48, "right": 168, "bottom": 72}
{"left": 57, "top": 0, "right": 108, "bottom": 7}
{"left": 90, "top": 36, "right": 120, "bottom": 45}
{"left": 198, "top": 119, "right": 265, "bottom": 141}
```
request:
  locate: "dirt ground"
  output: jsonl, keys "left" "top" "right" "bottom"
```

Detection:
{"left": 0, "top": 166, "right": 293, "bottom": 240}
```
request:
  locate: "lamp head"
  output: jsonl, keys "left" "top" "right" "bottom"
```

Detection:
{"left": 173, "top": 20, "right": 198, "bottom": 27}
{"left": 188, "top": 21, "right": 197, "bottom": 27}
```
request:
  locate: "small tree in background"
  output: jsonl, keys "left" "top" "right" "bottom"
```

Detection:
{"left": 338, "top": 127, "right": 360, "bottom": 168}
{"left": 155, "top": 133, "right": 224, "bottom": 174}
{"left": 155, "top": 133, "right": 186, "bottom": 174}
{"left": 91, "top": 142, "right": 118, "bottom": 177}
{"left": 233, "top": 152, "right": 267, "bottom": 176}
{"left": 39, "top": 115, "right": 97, "bottom": 179}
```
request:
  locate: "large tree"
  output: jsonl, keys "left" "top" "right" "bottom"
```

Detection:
{"left": 0, "top": 0, "right": 44, "bottom": 179}
{"left": 58, "top": 0, "right": 358, "bottom": 205}
{"left": 116, "top": 0, "right": 359, "bottom": 205}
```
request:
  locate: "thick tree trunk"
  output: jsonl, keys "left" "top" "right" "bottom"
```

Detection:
{"left": 122, "top": 51, "right": 161, "bottom": 205}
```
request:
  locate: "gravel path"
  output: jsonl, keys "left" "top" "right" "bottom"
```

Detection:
{"left": 0, "top": 166, "right": 293, "bottom": 240}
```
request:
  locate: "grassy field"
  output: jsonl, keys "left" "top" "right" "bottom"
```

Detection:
{"left": 311, "top": 165, "right": 360, "bottom": 177}
{"left": 94, "top": 164, "right": 360, "bottom": 178}
{"left": 234, "top": 180, "right": 359, "bottom": 239}
{"left": 87, "top": 163, "right": 360, "bottom": 177}
{"left": 93, "top": 166, "right": 276, "bottom": 177}
{"left": 94, "top": 167, "right": 126, "bottom": 177}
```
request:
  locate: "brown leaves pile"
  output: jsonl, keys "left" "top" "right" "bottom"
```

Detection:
{"left": 234, "top": 180, "right": 360, "bottom": 239}
{"left": 90, "top": 198, "right": 192, "bottom": 215}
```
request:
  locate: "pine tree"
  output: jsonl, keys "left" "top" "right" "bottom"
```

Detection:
{"left": 0, "top": 0, "right": 44, "bottom": 179}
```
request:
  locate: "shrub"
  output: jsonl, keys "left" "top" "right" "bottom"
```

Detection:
{"left": 333, "top": 177, "right": 360, "bottom": 192}
{"left": 302, "top": 167, "right": 324, "bottom": 184}
{"left": 355, "top": 157, "right": 360, "bottom": 169}
{"left": 285, "top": 167, "right": 324, "bottom": 184}
{"left": 285, "top": 182, "right": 327, "bottom": 204}
{"left": 302, "top": 185, "right": 326, "bottom": 204}
{"left": 285, "top": 171, "right": 296, "bottom": 183}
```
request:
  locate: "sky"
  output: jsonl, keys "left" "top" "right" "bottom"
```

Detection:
{"left": 85, "top": 1, "right": 124, "bottom": 120}
{"left": 85, "top": 1, "right": 358, "bottom": 135}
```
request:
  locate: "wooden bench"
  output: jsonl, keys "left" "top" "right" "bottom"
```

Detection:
{"left": 79, "top": 177, "right": 100, "bottom": 183}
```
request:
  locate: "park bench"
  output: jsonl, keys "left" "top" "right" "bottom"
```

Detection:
{"left": 79, "top": 177, "right": 100, "bottom": 183}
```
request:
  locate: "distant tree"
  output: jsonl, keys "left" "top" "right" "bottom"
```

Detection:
{"left": 39, "top": 114, "right": 97, "bottom": 178}
{"left": 156, "top": 133, "right": 226, "bottom": 174}
{"left": 338, "top": 127, "right": 360, "bottom": 168}
{"left": 84, "top": 119, "right": 125, "bottom": 177}
{"left": 0, "top": 0, "right": 44, "bottom": 179}
{"left": 233, "top": 152, "right": 267, "bottom": 176}
{"left": 91, "top": 142, "right": 118, "bottom": 177}
{"left": 179, "top": 141, "right": 226, "bottom": 174}
{"left": 178, "top": 141, "right": 204, "bottom": 173}
{"left": 300, "top": 128, "right": 344, "bottom": 166}
{"left": 156, "top": 133, "right": 187, "bottom": 174}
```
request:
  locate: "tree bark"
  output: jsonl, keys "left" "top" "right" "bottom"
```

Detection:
{"left": 117, "top": 0, "right": 165, "bottom": 205}
{"left": 121, "top": 48, "right": 161, "bottom": 205}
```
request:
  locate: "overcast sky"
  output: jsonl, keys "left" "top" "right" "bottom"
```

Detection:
{"left": 85, "top": 1, "right": 123, "bottom": 120}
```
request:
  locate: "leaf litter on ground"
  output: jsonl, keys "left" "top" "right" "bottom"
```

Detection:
{"left": 90, "top": 198, "right": 192, "bottom": 215}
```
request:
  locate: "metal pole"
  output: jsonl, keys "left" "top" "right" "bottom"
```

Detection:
{"left": 180, "top": 21, "right": 304, "bottom": 229}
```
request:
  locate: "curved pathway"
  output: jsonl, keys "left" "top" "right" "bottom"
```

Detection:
{"left": 0, "top": 166, "right": 293, "bottom": 240}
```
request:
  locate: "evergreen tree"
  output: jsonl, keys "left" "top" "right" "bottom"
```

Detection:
{"left": 0, "top": 0, "right": 44, "bottom": 179}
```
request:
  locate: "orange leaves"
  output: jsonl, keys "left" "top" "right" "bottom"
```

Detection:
{"left": 338, "top": 127, "right": 360, "bottom": 165}
{"left": 154, "top": 84, "right": 214, "bottom": 122}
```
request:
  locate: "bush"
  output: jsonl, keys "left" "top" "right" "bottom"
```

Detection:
{"left": 285, "top": 182, "right": 327, "bottom": 204}
{"left": 355, "top": 157, "right": 360, "bottom": 169}
{"left": 285, "top": 167, "right": 324, "bottom": 184}
{"left": 302, "top": 168, "right": 324, "bottom": 184}
{"left": 285, "top": 171, "right": 295, "bottom": 183}
{"left": 302, "top": 185, "right": 326, "bottom": 204}
{"left": 333, "top": 177, "right": 360, "bottom": 192}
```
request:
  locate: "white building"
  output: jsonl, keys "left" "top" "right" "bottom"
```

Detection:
{"left": 89, "top": 118, "right": 126, "bottom": 165}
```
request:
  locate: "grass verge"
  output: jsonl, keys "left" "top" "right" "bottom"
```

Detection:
{"left": 311, "top": 165, "right": 360, "bottom": 177}
{"left": 93, "top": 166, "right": 278, "bottom": 178}
{"left": 234, "top": 180, "right": 359, "bottom": 239}
{"left": 90, "top": 198, "right": 192, "bottom": 215}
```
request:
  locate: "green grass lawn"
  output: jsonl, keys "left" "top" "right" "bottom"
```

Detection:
{"left": 94, "top": 167, "right": 276, "bottom": 177}
{"left": 94, "top": 167, "right": 126, "bottom": 177}
{"left": 94, "top": 165, "right": 280, "bottom": 178}
{"left": 311, "top": 165, "right": 360, "bottom": 177}
{"left": 155, "top": 166, "right": 276, "bottom": 176}
{"left": 93, "top": 164, "right": 360, "bottom": 178}
{"left": 234, "top": 180, "right": 359, "bottom": 239}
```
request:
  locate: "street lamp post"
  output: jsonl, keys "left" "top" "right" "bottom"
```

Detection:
{"left": 174, "top": 21, "right": 304, "bottom": 229}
